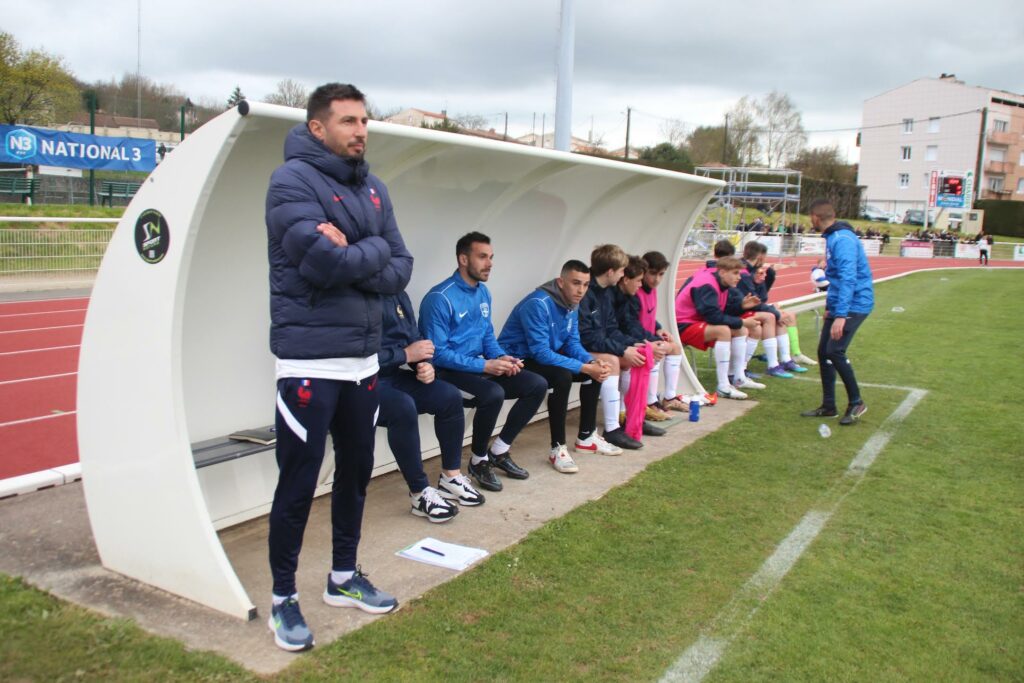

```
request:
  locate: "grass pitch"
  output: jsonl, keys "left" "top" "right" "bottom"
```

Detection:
{"left": 1, "top": 269, "right": 1021, "bottom": 682}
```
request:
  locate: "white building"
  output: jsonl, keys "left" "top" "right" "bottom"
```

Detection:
{"left": 857, "top": 75, "right": 1024, "bottom": 219}
{"left": 383, "top": 108, "right": 448, "bottom": 129}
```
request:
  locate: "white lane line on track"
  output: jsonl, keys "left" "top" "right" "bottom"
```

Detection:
{"left": 0, "top": 296, "right": 88, "bottom": 306}
{"left": 0, "top": 324, "right": 84, "bottom": 335}
{"left": 0, "top": 411, "right": 77, "bottom": 428}
{"left": 660, "top": 386, "right": 928, "bottom": 683}
{"left": 0, "top": 308, "right": 87, "bottom": 318}
{"left": 0, "top": 372, "right": 76, "bottom": 386}
{"left": 0, "top": 344, "right": 79, "bottom": 356}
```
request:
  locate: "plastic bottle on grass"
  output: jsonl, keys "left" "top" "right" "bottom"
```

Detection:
{"left": 818, "top": 423, "right": 831, "bottom": 438}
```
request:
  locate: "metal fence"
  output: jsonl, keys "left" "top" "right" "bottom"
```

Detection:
{"left": 0, "top": 219, "right": 117, "bottom": 288}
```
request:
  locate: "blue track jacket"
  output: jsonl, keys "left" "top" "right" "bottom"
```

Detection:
{"left": 824, "top": 221, "right": 874, "bottom": 317}
{"left": 419, "top": 271, "right": 505, "bottom": 373}
{"left": 498, "top": 280, "right": 592, "bottom": 373}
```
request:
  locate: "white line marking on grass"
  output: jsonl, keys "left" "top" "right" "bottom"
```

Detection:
{"left": 661, "top": 386, "right": 928, "bottom": 683}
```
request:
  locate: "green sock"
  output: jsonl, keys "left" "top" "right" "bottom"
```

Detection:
{"left": 788, "top": 325, "right": 802, "bottom": 356}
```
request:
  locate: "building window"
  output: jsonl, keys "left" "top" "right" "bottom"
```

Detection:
{"left": 898, "top": 173, "right": 910, "bottom": 189}
{"left": 989, "top": 147, "right": 1006, "bottom": 162}
{"left": 928, "top": 117, "right": 940, "bottom": 133}
{"left": 1017, "top": 178, "right": 1024, "bottom": 194}
{"left": 1020, "top": 151, "right": 1024, "bottom": 166}
{"left": 993, "top": 119, "right": 1009, "bottom": 133}
{"left": 901, "top": 146, "right": 912, "bottom": 160}
{"left": 902, "top": 118, "right": 914, "bottom": 133}
{"left": 923, "top": 173, "right": 930, "bottom": 189}
{"left": 988, "top": 176, "right": 1004, "bottom": 192}
{"left": 926, "top": 145, "right": 938, "bottom": 161}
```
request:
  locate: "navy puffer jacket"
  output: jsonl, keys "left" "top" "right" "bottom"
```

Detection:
{"left": 265, "top": 124, "right": 413, "bottom": 359}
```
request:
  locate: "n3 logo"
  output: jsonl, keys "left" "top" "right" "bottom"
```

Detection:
{"left": 5, "top": 129, "right": 37, "bottom": 160}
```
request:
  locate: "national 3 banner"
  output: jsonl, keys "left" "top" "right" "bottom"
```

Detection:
{"left": 1, "top": 124, "right": 156, "bottom": 172}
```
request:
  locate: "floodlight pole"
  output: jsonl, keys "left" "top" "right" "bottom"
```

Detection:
{"left": 554, "top": 0, "right": 575, "bottom": 152}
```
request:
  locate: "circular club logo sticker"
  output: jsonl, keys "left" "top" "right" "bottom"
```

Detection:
{"left": 134, "top": 209, "right": 170, "bottom": 264}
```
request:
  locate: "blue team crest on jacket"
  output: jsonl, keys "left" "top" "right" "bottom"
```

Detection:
{"left": 480, "top": 302, "right": 489, "bottom": 318}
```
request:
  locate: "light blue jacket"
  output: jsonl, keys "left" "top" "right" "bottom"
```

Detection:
{"left": 418, "top": 271, "right": 506, "bottom": 373}
{"left": 498, "top": 280, "right": 592, "bottom": 373}
{"left": 824, "top": 221, "right": 874, "bottom": 317}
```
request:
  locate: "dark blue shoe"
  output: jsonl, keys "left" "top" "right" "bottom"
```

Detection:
{"left": 268, "top": 597, "right": 314, "bottom": 652}
{"left": 323, "top": 568, "right": 399, "bottom": 614}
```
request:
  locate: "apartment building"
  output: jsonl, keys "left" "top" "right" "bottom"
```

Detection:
{"left": 857, "top": 75, "right": 1024, "bottom": 218}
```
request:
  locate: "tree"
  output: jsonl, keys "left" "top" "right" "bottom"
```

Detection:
{"left": 638, "top": 142, "right": 692, "bottom": 170}
{"left": 659, "top": 118, "right": 689, "bottom": 147}
{"left": 226, "top": 86, "right": 246, "bottom": 109}
{"left": 686, "top": 125, "right": 739, "bottom": 166}
{"left": 789, "top": 145, "right": 856, "bottom": 183}
{"left": 726, "top": 96, "right": 761, "bottom": 166}
{"left": 452, "top": 112, "right": 490, "bottom": 130}
{"left": 756, "top": 91, "right": 807, "bottom": 168}
{"left": 263, "top": 79, "right": 307, "bottom": 108}
{"left": 0, "top": 32, "right": 78, "bottom": 125}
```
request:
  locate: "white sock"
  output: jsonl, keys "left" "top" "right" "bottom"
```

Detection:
{"left": 330, "top": 570, "right": 354, "bottom": 584}
{"left": 777, "top": 333, "right": 792, "bottom": 363}
{"left": 647, "top": 362, "right": 661, "bottom": 404}
{"left": 662, "top": 354, "right": 682, "bottom": 400}
{"left": 714, "top": 342, "right": 731, "bottom": 390}
{"left": 490, "top": 437, "right": 510, "bottom": 455}
{"left": 601, "top": 376, "right": 621, "bottom": 432}
{"left": 745, "top": 337, "right": 758, "bottom": 363}
{"left": 764, "top": 336, "right": 779, "bottom": 368}
{"left": 272, "top": 592, "right": 297, "bottom": 606}
{"left": 619, "top": 370, "right": 631, "bottom": 396}
{"left": 471, "top": 453, "right": 488, "bottom": 465}
{"left": 730, "top": 336, "right": 747, "bottom": 382}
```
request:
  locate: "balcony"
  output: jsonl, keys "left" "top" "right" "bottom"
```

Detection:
{"left": 987, "top": 130, "right": 1017, "bottom": 145}
{"left": 981, "top": 188, "right": 1012, "bottom": 200}
{"left": 985, "top": 160, "right": 1016, "bottom": 175}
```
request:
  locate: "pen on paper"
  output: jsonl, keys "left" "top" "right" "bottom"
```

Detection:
{"left": 421, "top": 546, "right": 445, "bottom": 557}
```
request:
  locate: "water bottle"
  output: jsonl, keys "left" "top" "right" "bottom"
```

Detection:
{"left": 818, "top": 423, "right": 831, "bottom": 438}
{"left": 689, "top": 400, "right": 700, "bottom": 422}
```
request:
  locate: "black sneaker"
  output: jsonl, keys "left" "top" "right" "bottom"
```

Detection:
{"left": 603, "top": 427, "right": 642, "bottom": 450}
{"left": 642, "top": 420, "right": 666, "bottom": 437}
{"left": 839, "top": 402, "right": 867, "bottom": 426}
{"left": 800, "top": 406, "right": 839, "bottom": 418}
{"left": 469, "top": 457, "right": 502, "bottom": 491}
{"left": 488, "top": 449, "right": 529, "bottom": 479}
{"left": 410, "top": 486, "right": 458, "bottom": 523}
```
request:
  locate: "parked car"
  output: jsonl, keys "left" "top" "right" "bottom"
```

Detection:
{"left": 903, "top": 209, "right": 925, "bottom": 225}
{"left": 861, "top": 205, "right": 897, "bottom": 222}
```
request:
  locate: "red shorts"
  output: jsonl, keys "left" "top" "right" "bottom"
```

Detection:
{"left": 679, "top": 322, "right": 715, "bottom": 351}
{"left": 741, "top": 311, "right": 756, "bottom": 319}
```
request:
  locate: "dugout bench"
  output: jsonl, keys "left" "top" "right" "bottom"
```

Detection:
{"left": 0, "top": 177, "right": 39, "bottom": 203}
{"left": 77, "top": 101, "right": 722, "bottom": 620}
{"left": 98, "top": 181, "right": 142, "bottom": 206}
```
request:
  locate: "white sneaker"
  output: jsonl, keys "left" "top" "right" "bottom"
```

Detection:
{"left": 733, "top": 376, "right": 766, "bottom": 390}
{"left": 794, "top": 353, "right": 818, "bottom": 366}
{"left": 573, "top": 432, "right": 623, "bottom": 456}
{"left": 717, "top": 385, "right": 748, "bottom": 400}
{"left": 681, "top": 393, "right": 710, "bottom": 407}
{"left": 437, "top": 473, "right": 485, "bottom": 506}
{"left": 410, "top": 486, "right": 458, "bottom": 523}
{"left": 549, "top": 445, "right": 579, "bottom": 473}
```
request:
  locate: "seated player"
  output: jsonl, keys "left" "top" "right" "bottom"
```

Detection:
{"left": 578, "top": 244, "right": 651, "bottom": 450}
{"left": 675, "top": 256, "right": 759, "bottom": 399}
{"left": 419, "top": 232, "right": 547, "bottom": 493}
{"left": 612, "top": 255, "right": 673, "bottom": 421}
{"left": 499, "top": 259, "right": 621, "bottom": 473}
{"left": 377, "top": 290, "right": 485, "bottom": 523}
{"left": 737, "top": 241, "right": 805, "bottom": 381}
{"left": 639, "top": 250, "right": 688, "bottom": 413}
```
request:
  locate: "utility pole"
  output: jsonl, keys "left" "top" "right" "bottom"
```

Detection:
{"left": 541, "top": 113, "right": 546, "bottom": 148}
{"left": 973, "top": 107, "right": 988, "bottom": 207}
{"left": 88, "top": 93, "right": 96, "bottom": 206}
{"left": 624, "top": 107, "right": 631, "bottom": 160}
{"left": 554, "top": 0, "right": 575, "bottom": 152}
{"left": 722, "top": 113, "right": 729, "bottom": 164}
{"left": 503, "top": 112, "right": 508, "bottom": 141}
{"left": 136, "top": 0, "right": 142, "bottom": 126}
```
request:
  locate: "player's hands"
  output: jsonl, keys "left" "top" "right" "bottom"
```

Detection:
{"left": 582, "top": 361, "right": 610, "bottom": 383}
{"left": 404, "top": 339, "right": 434, "bottom": 363}
{"left": 484, "top": 358, "right": 516, "bottom": 376}
{"left": 741, "top": 293, "right": 761, "bottom": 310}
{"left": 780, "top": 310, "right": 796, "bottom": 327}
{"left": 657, "top": 328, "right": 672, "bottom": 342}
{"left": 316, "top": 222, "right": 348, "bottom": 247}
{"left": 741, "top": 317, "right": 760, "bottom": 332}
{"left": 416, "top": 362, "right": 435, "bottom": 384}
{"left": 623, "top": 345, "right": 646, "bottom": 368}
{"left": 830, "top": 317, "right": 846, "bottom": 341}
{"left": 498, "top": 355, "right": 524, "bottom": 375}
{"left": 651, "top": 340, "right": 669, "bottom": 361}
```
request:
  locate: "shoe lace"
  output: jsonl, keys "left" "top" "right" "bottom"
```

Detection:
{"left": 421, "top": 486, "right": 447, "bottom": 508}
{"left": 350, "top": 566, "right": 377, "bottom": 593}
{"left": 451, "top": 473, "right": 477, "bottom": 492}
{"left": 278, "top": 599, "right": 304, "bottom": 629}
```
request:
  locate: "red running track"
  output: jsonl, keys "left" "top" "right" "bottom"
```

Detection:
{"left": 2, "top": 258, "right": 1022, "bottom": 481}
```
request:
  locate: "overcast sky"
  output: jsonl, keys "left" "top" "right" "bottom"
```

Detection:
{"left": 8, "top": 0, "right": 1024, "bottom": 161}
